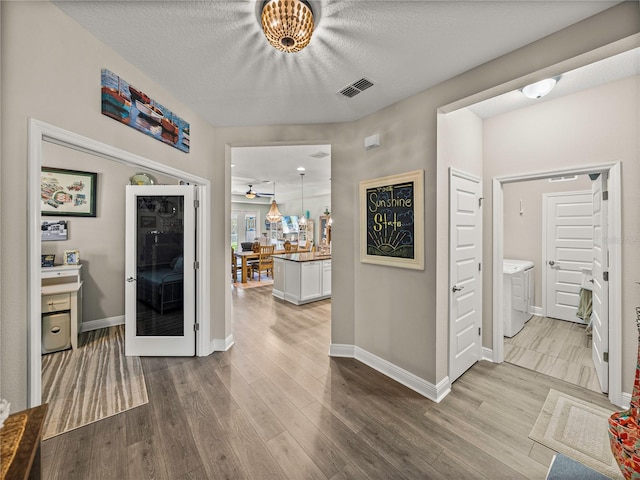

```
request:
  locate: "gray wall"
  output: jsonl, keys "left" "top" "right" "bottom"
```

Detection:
{"left": 2, "top": 0, "right": 639, "bottom": 409}
{"left": 41, "top": 142, "right": 180, "bottom": 324}
{"left": 503, "top": 176, "right": 592, "bottom": 308}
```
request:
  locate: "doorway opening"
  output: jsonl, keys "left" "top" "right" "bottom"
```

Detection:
{"left": 27, "top": 119, "right": 211, "bottom": 407}
{"left": 492, "top": 162, "right": 622, "bottom": 405}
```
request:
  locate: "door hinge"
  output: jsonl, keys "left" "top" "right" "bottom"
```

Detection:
{"left": 602, "top": 191, "right": 608, "bottom": 201}
{"left": 194, "top": 261, "right": 200, "bottom": 270}
{"left": 478, "top": 327, "right": 481, "bottom": 336}
{"left": 478, "top": 197, "right": 484, "bottom": 207}
{"left": 194, "top": 323, "right": 200, "bottom": 332}
{"left": 603, "top": 351, "right": 609, "bottom": 363}
{"left": 478, "top": 262, "right": 482, "bottom": 272}
{"left": 194, "top": 199, "right": 200, "bottom": 208}
{"left": 603, "top": 271, "right": 609, "bottom": 282}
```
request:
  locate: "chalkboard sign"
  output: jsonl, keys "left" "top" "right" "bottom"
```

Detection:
{"left": 360, "top": 170, "right": 424, "bottom": 270}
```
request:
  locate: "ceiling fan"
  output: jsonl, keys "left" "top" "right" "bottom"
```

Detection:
{"left": 245, "top": 184, "right": 274, "bottom": 199}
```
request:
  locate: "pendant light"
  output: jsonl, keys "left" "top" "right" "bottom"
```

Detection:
{"left": 298, "top": 173, "right": 306, "bottom": 225}
{"left": 266, "top": 181, "right": 283, "bottom": 223}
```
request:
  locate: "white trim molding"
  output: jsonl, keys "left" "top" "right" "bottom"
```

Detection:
{"left": 211, "top": 334, "right": 234, "bottom": 353}
{"left": 530, "top": 306, "right": 543, "bottom": 316}
{"left": 80, "top": 315, "right": 124, "bottom": 333}
{"left": 492, "top": 161, "right": 623, "bottom": 408}
{"left": 329, "top": 344, "right": 451, "bottom": 403}
{"left": 28, "top": 118, "right": 212, "bottom": 407}
{"left": 482, "top": 347, "right": 495, "bottom": 362}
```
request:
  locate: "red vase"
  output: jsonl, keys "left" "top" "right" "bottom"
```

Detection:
{"left": 609, "top": 309, "right": 640, "bottom": 479}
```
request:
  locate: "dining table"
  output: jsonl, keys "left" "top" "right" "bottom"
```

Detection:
{"left": 234, "top": 247, "right": 309, "bottom": 283}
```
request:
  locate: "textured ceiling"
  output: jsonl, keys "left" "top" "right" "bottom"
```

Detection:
{"left": 53, "top": 0, "right": 621, "bottom": 128}
{"left": 52, "top": 1, "right": 631, "bottom": 200}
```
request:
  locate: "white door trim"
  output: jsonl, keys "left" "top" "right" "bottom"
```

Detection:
{"left": 492, "top": 161, "right": 622, "bottom": 407}
{"left": 541, "top": 190, "right": 592, "bottom": 321}
{"left": 27, "top": 118, "right": 212, "bottom": 407}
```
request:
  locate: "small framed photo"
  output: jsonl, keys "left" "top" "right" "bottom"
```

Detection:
{"left": 63, "top": 249, "right": 80, "bottom": 265}
{"left": 41, "top": 220, "right": 68, "bottom": 241}
{"left": 41, "top": 254, "right": 55, "bottom": 268}
{"left": 41, "top": 167, "right": 97, "bottom": 217}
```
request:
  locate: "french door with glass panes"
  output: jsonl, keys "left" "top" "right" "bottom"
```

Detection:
{"left": 125, "top": 185, "right": 196, "bottom": 356}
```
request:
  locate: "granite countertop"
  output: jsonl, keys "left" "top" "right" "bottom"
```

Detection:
{"left": 274, "top": 252, "right": 331, "bottom": 262}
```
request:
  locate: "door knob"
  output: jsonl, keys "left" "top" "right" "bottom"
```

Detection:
{"left": 126, "top": 277, "right": 137, "bottom": 283}
{"left": 548, "top": 261, "right": 555, "bottom": 266}
{"left": 452, "top": 285, "right": 464, "bottom": 292}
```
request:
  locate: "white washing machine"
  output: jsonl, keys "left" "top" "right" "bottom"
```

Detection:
{"left": 503, "top": 259, "right": 535, "bottom": 337}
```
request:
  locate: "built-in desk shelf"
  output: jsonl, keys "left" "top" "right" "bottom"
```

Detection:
{"left": 41, "top": 264, "right": 83, "bottom": 351}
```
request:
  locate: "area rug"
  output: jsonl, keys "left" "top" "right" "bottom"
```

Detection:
{"left": 41, "top": 324, "right": 148, "bottom": 439}
{"left": 529, "top": 389, "right": 623, "bottom": 479}
{"left": 233, "top": 277, "right": 274, "bottom": 289}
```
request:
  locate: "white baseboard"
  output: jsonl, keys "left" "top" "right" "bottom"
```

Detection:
{"left": 329, "top": 343, "right": 450, "bottom": 403}
{"left": 81, "top": 315, "right": 124, "bottom": 332}
{"left": 530, "top": 306, "right": 543, "bottom": 316}
{"left": 329, "top": 343, "right": 355, "bottom": 357}
{"left": 620, "top": 392, "right": 631, "bottom": 409}
{"left": 210, "top": 334, "right": 234, "bottom": 353}
{"left": 482, "top": 347, "right": 495, "bottom": 362}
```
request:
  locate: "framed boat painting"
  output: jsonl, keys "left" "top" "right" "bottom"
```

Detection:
{"left": 101, "top": 69, "right": 190, "bottom": 153}
{"left": 359, "top": 169, "right": 424, "bottom": 270}
{"left": 41, "top": 167, "right": 97, "bottom": 217}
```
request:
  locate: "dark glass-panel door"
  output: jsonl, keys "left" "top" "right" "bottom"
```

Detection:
{"left": 125, "top": 185, "right": 195, "bottom": 356}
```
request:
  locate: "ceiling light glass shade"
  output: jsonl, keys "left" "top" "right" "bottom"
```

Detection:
{"left": 266, "top": 200, "right": 283, "bottom": 222}
{"left": 522, "top": 78, "right": 557, "bottom": 99}
{"left": 245, "top": 185, "right": 257, "bottom": 199}
{"left": 261, "top": 0, "right": 314, "bottom": 53}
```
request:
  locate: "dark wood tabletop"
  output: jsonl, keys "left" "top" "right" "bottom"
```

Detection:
{"left": 2, "top": 404, "right": 48, "bottom": 480}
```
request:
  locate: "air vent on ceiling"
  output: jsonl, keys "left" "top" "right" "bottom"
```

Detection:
{"left": 310, "top": 151, "right": 330, "bottom": 158}
{"left": 338, "top": 77, "right": 375, "bottom": 99}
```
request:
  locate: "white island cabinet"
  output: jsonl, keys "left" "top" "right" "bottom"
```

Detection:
{"left": 273, "top": 253, "right": 331, "bottom": 305}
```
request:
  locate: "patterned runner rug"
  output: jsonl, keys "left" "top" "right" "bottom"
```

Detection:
{"left": 41, "top": 324, "right": 148, "bottom": 439}
{"left": 529, "top": 389, "right": 623, "bottom": 479}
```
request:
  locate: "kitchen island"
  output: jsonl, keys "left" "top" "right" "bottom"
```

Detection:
{"left": 272, "top": 253, "right": 331, "bottom": 305}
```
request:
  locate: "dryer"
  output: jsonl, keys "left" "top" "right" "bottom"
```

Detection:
{"left": 503, "top": 259, "right": 534, "bottom": 337}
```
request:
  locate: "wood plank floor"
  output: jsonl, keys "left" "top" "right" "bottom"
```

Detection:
{"left": 505, "top": 315, "right": 601, "bottom": 392}
{"left": 41, "top": 285, "right": 615, "bottom": 479}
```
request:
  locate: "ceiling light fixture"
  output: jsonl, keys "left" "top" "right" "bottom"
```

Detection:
{"left": 261, "top": 0, "right": 314, "bottom": 53}
{"left": 266, "top": 182, "right": 283, "bottom": 223}
{"left": 297, "top": 166, "right": 305, "bottom": 171}
{"left": 521, "top": 78, "right": 558, "bottom": 99}
{"left": 245, "top": 185, "right": 257, "bottom": 199}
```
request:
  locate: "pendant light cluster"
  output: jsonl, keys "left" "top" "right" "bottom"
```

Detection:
{"left": 266, "top": 181, "right": 283, "bottom": 223}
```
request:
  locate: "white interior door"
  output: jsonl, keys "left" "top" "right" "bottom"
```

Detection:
{"left": 591, "top": 174, "right": 609, "bottom": 393}
{"left": 125, "top": 185, "right": 196, "bottom": 356}
{"left": 544, "top": 192, "right": 593, "bottom": 322}
{"left": 449, "top": 169, "right": 482, "bottom": 383}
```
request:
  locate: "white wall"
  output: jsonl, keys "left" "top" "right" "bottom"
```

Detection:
{"left": 503, "top": 175, "right": 592, "bottom": 308}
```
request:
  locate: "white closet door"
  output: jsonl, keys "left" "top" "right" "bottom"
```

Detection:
{"left": 544, "top": 192, "right": 593, "bottom": 322}
{"left": 449, "top": 169, "right": 482, "bottom": 383}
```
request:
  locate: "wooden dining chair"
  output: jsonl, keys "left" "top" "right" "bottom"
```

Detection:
{"left": 252, "top": 245, "right": 275, "bottom": 280}
{"left": 231, "top": 247, "right": 250, "bottom": 282}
